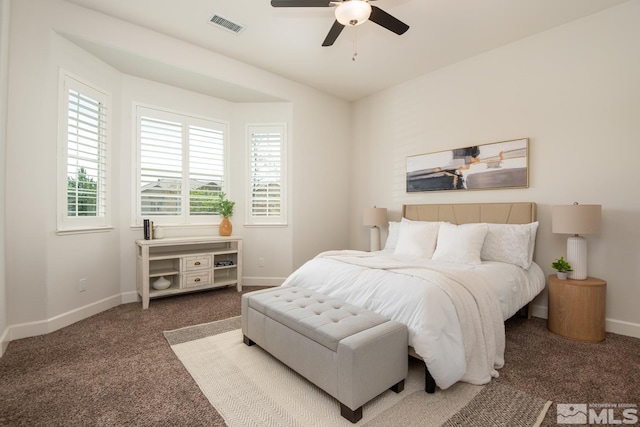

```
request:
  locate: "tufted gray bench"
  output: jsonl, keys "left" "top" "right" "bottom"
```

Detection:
{"left": 241, "top": 286, "right": 408, "bottom": 423}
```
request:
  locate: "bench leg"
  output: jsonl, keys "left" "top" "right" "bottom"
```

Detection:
{"left": 243, "top": 335, "right": 255, "bottom": 346}
{"left": 425, "top": 367, "right": 436, "bottom": 393}
{"left": 339, "top": 379, "right": 403, "bottom": 423}
{"left": 390, "top": 379, "right": 404, "bottom": 393}
{"left": 340, "top": 403, "right": 363, "bottom": 424}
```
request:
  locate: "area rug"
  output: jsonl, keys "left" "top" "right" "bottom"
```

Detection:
{"left": 165, "top": 317, "right": 551, "bottom": 427}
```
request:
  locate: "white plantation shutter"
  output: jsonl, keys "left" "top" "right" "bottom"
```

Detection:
{"left": 248, "top": 124, "right": 286, "bottom": 225}
{"left": 59, "top": 74, "right": 110, "bottom": 231}
{"left": 189, "top": 124, "right": 225, "bottom": 215}
{"left": 140, "top": 115, "right": 183, "bottom": 216}
{"left": 136, "top": 106, "right": 227, "bottom": 224}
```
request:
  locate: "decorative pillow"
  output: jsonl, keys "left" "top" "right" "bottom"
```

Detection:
{"left": 400, "top": 217, "right": 438, "bottom": 224}
{"left": 527, "top": 221, "right": 539, "bottom": 268}
{"left": 394, "top": 220, "right": 441, "bottom": 259}
{"left": 481, "top": 223, "right": 531, "bottom": 269}
{"left": 384, "top": 221, "right": 400, "bottom": 250}
{"left": 432, "top": 223, "right": 489, "bottom": 265}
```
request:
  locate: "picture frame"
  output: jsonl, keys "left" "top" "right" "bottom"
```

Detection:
{"left": 406, "top": 138, "right": 529, "bottom": 192}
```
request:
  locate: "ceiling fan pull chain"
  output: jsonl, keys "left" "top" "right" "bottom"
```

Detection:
{"left": 352, "top": 27, "right": 358, "bottom": 61}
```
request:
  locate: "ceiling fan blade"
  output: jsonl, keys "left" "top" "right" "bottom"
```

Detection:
{"left": 271, "top": 0, "right": 333, "bottom": 7}
{"left": 369, "top": 5, "right": 409, "bottom": 35}
{"left": 322, "top": 20, "right": 345, "bottom": 46}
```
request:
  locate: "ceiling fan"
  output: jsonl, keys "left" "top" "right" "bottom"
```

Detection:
{"left": 271, "top": 0, "right": 409, "bottom": 47}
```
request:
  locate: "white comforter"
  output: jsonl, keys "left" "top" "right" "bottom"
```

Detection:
{"left": 280, "top": 250, "right": 545, "bottom": 389}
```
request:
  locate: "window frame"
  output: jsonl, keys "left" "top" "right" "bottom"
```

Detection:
{"left": 57, "top": 71, "right": 112, "bottom": 233}
{"left": 133, "top": 104, "right": 230, "bottom": 227}
{"left": 245, "top": 123, "right": 287, "bottom": 226}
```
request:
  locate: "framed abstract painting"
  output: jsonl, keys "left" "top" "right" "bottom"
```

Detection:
{"left": 406, "top": 138, "right": 529, "bottom": 192}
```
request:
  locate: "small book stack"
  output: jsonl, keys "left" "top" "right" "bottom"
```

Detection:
{"left": 143, "top": 219, "right": 154, "bottom": 240}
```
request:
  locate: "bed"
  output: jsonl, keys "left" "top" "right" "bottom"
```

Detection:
{"left": 280, "top": 202, "right": 545, "bottom": 392}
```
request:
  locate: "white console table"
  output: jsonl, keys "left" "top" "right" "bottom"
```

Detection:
{"left": 136, "top": 236, "right": 242, "bottom": 309}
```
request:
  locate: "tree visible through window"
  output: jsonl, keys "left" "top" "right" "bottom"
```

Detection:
{"left": 67, "top": 166, "right": 97, "bottom": 216}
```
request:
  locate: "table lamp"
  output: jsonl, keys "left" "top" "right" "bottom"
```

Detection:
{"left": 552, "top": 203, "right": 601, "bottom": 280}
{"left": 363, "top": 207, "right": 387, "bottom": 252}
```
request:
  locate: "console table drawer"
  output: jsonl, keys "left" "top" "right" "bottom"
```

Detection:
{"left": 184, "top": 255, "right": 212, "bottom": 271}
{"left": 183, "top": 271, "right": 212, "bottom": 288}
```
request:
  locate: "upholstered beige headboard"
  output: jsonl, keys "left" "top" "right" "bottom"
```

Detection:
{"left": 402, "top": 202, "right": 536, "bottom": 224}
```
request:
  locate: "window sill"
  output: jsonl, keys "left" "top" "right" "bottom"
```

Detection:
{"left": 243, "top": 223, "right": 288, "bottom": 228}
{"left": 56, "top": 226, "right": 114, "bottom": 236}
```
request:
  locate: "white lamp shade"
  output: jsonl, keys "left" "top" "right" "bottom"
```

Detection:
{"left": 552, "top": 204, "right": 601, "bottom": 235}
{"left": 363, "top": 207, "right": 387, "bottom": 227}
{"left": 335, "top": 0, "right": 372, "bottom": 26}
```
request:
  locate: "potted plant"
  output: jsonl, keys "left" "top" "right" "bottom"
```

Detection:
{"left": 551, "top": 256, "right": 572, "bottom": 280}
{"left": 213, "top": 192, "right": 235, "bottom": 236}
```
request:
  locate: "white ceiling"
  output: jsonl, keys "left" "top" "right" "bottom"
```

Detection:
{"left": 64, "top": 0, "right": 629, "bottom": 101}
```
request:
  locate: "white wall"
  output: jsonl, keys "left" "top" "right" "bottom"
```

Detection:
{"left": 350, "top": 1, "right": 640, "bottom": 337}
{"left": 232, "top": 102, "right": 294, "bottom": 285}
{"left": 0, "top": 0, "right": 10, "bottom": 354}
{"left": 3, "top": 0, "right": 350, "bottom": 344}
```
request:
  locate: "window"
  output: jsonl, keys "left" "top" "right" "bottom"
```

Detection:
{"left": 58, "top": 73, "right": 110, "bottom": 232}
{"left": 247, "top": 124, "right": 286, "bottom": 225}
{"left": 136, "top": 106, "right": 227, "bottom": 225}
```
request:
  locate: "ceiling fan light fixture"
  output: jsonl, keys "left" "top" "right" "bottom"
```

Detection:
{"left": 335, "top": 0, "right": 372, "bottom": 27}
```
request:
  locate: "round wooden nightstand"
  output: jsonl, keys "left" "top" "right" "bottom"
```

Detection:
{"left": 547, "top": 274, "right": 606, "bottom": 342}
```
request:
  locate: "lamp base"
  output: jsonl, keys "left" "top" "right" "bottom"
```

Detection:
{"left": 370, "top": 226, "right": 381, "bottom": 252}
{"left": 567, "top": 235, "right": 587, "bottom": 280}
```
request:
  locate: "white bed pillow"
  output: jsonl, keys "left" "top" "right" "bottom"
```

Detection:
{"left": 401, "top": 217, "right": 420, "bottom": 223}
{"left": 527, "top": 221, "right": 539, "bottom": 267}
{"left": 385, "top": 217, "right": 433, "bottom": 250}
{"left": 432, "top": 222, "right": 489, "bottom": 265}
{"left": 481, "top": 223, "right": 531, "bottom": 269}
{"left": 384, "top": 221, "right": 400, "bottom": 250}
{"left": 480, "top": 222, "right": 539, "bottom": 269}
{"left": 394, "top": 220, "right": 441, "bottom": 259}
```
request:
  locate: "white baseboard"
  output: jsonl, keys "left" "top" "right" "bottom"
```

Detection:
{"left": 530, "top": 304, "right": 548, "bottom": 320}
{"left": 0, "top": 326, "right": 9, "bottom": 357}
{"left": 529, "top": 303, "right": 640, "bottom": 339}
{"left": 605, "top": 318, "right": 640, "bottom": 339}
{"left": 7, "top": 294, "right": 124, "bottom": 342}
{"left": 241, "top": 276, "right": 285, "bottom": 288}
{"left": 121, "top": 291, "right": 139, "bottom": 304}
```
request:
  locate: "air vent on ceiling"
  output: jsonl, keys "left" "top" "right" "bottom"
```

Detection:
{"left": 209, "top": 14, "right": 245, "bottom": 35}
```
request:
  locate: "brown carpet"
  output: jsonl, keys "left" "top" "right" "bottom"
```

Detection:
{"left": 1, "top": 286, "right": 638, "bottom": 426}
{"left": 499, "top": 316, "right": 640, "bottom": 426}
